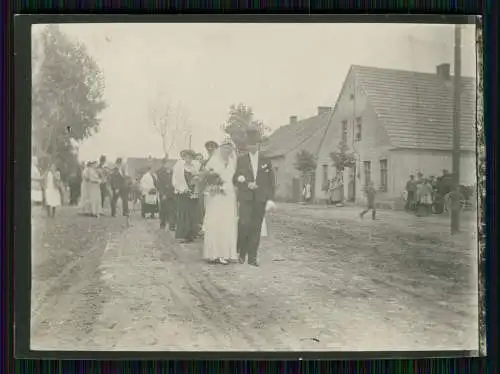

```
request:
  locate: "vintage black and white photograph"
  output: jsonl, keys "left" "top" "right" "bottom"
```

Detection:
{"left": 30, "top": 21, "right": 480, "bottom": 352}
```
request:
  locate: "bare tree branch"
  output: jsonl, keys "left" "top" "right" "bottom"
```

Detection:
{"left": 167, "top": 102, "right": 183, "bottom": 153}
{"left": 148, "top": 93, "right": 187, "bottom": 156}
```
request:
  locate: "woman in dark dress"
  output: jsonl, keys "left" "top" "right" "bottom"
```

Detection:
{"left": 172, "top": 149, "right": 200, "bottom": 243}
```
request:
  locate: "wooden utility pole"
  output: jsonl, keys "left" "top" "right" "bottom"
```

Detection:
{"left": 188, "top": 134, "right": 192, "bottom": 149}
{"left": 451, "top": 24, "right": 462, "bottom": 234}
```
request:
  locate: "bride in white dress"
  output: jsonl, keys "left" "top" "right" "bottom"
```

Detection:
{"left": 202, "top": 139, "right": 238, "bottom": 264}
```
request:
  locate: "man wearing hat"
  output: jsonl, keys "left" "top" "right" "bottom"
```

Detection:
{"left": 97, "top": 155, "right": 110, "bottom": 211}
{"left": 233, "top": 128, "right": 275, "bottom": 267}
{"left": 109, "top": 157, "right": 130, "bottom": 218}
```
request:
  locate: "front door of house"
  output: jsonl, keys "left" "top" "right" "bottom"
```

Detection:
{"left": 309, "top": 172, "right": 316, "bottom": 201}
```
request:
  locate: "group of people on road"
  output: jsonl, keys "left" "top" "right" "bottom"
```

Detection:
{"left": 155, "top": 128, "right": 276, "bottom": 266}
{"left": 404, "top": 169, "right": 454, "bottom": 216}
{"left": 32, "top": 128, "right": 276, "bottom": 267}
{"left": 76, "top": 155, "right": 132, "bottom": 218}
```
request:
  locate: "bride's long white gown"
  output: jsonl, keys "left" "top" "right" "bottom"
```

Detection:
{"left": 203, "top": 156, "right": 239, "bottom": 261}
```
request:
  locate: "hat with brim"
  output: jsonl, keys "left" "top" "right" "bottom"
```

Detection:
{"left": 205, "top": 141, "right": 219, "bottom": 149}
{"left": 180, "top": 149, "right": 196, "bottom": 159}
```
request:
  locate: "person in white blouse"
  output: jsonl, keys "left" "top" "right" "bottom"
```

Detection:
{"left": 43, "top": 163, "right": 63, "bottom": 217}
{"left": 140, "top": 163, "right": 158, "bottom": 219}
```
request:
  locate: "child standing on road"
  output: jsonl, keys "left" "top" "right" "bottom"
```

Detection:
{"left": 360, "top": 180, "right": 377, "bottom": 220}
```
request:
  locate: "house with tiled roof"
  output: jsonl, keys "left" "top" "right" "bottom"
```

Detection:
{"left": 261, "top": 107, "right": 333, "bottom": 201}
{"left": 314, "top": 63, "right": 477, "bottom": 207}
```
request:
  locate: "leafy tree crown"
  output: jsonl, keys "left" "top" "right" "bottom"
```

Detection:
{"left": 294, "top": 150, "right": 317, "bottom": 177}
{"left": 329, "top": 140, "right": 356, "bottom": 172}
{"left": 32, "top": 25, "right": 106, "bottom": 181}
{"left": 222, "top": 103, "right": 271, "bottom": 152}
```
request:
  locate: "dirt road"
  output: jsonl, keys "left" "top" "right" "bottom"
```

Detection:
{"left": 31, "top": 204, "right": 479, "bottom": 351}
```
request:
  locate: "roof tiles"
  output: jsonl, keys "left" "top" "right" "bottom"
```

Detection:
{"left": 261, "top": 111, "right": 332, "bottom": 158}
{"left": 351, "top": 65, "right": 476, "bottom": 151}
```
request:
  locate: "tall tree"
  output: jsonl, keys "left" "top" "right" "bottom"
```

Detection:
{"left": 222, "top": 103, "right": 271, "bottom": 152}
{"left": 32, "top": 25, "right": 106, "bottom": 180}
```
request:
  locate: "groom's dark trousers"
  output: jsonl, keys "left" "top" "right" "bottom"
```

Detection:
{"left": 110, "top": 167, "right": 129, "bottom": 217}
{"left": 234, "top": 152, "right": 275, "bottom": 264}
{"left": 237, "top": 200, "right": 266, "bottom": 263}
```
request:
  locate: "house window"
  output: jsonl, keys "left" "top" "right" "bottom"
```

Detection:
{"left": 380, "top": 159, "right": 388, "bottom": 192}
{"left": 355, "top": 117, "right": 362, "bottom": 141}
{"left": 322, "top": 165, "right": 329, "bottom": 190}
{"left": 363, "top": 161, "right": 371, "bottom": 185}
{"left": 274, "top": 167, "right": 279, "bottom": 185}
{"left": 341, "top": 120, "right": 348, "bottom": 142}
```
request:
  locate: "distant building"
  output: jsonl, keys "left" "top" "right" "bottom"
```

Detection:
{"left": 314, "top": 63, "right": 476, "bottom": 208}
{"left": 261, "top": 107, "right": 333, "bottom": 202}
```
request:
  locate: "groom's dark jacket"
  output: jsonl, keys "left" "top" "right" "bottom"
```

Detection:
{"left": 233, "top": 152, "right": 275, "bottom": 202}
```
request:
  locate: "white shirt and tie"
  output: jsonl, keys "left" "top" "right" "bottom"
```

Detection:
{"left": 249, "top": 151, "right": 259, "bottom": 179}
{"left": 248, "top": 150, "right": 276, "bottom": 212}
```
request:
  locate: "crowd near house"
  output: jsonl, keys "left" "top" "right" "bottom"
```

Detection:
{"left": 263, "top": 63, "right": 476, "bottom": 208}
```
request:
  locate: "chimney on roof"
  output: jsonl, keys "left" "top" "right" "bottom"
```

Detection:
{"left": 436, "top": 63, "right": 451, "bottom": 80}
{"left": 317, "top": 106, "right": 332, "bottom": 115}
{"left": 290, "top": 116, "right": 298, "bottom": 125}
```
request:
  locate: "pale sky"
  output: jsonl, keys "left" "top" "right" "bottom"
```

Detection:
{"left": 33, "top": 22, "right": 477, "bottom": 162}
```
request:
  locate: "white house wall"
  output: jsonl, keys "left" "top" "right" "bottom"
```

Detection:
{"left": 314, "top": 73, "right": 352, "bottom": 200}
{"left": 390, "top": 149, "right": 477, "bottom": 194}
{"left": 314, "top": 70, "right": 393, "bottom": 202}
{"left": 314, "top": 68, "right": 477, "bottom": 205}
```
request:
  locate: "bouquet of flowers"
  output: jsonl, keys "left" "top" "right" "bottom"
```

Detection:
{"left": 196, "top": 168, "right": 225, "bottom": 195}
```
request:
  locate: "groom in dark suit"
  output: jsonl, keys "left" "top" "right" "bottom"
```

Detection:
{"left": 233, "top": 129, "right": 275, "bottom": 267}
